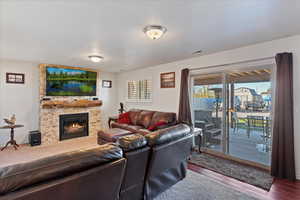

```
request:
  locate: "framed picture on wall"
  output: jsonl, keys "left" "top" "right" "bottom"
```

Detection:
{"left": 6, "top": 73, "right": 25, "bottom": 84}
{"left": 102, "top": 80, "right": 112, "bottom": 88}
{"left": 160, "top": 72, "right": 175, "bottom": 88}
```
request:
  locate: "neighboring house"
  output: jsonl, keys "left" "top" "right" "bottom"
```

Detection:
{"left": 234, "top": 87, "right": 264, "bottom": 110}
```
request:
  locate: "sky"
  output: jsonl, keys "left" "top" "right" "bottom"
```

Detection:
{"left": 47, "top": 67, "right": 86, "bottom": 74}
{"left": 194, "top": 81, "right": 271, "bottom": 95}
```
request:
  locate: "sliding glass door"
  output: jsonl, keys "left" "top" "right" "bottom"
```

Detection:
{"left": 192, "top": 67, "right": 273, "bottom": 166}
{"left": 192, "top": 73, "right": 224, "bottom": 153}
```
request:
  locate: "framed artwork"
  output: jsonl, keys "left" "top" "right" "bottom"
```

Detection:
{"left": 102, "top": 80, "right": 112, "bottom": 88}
{"left": 160, "top": 72, "right": 175, "bottom": 88}
{"left": 6, "top": 73, "right": 25, "bottom": 84}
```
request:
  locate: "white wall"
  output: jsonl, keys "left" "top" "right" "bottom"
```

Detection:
{"left": 0, "top": 60, "right": 118, "bottom": 145}
{"left": 0, "top": 60, "right": 40, "bottom": 146}
{"left": 117, "top": 34, "right": 300, "bottom": 179}
{"left": 99, "top": 72, "right": 119, "bottom": 129}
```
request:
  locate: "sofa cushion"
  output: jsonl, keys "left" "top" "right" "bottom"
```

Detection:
{"left": 0, "top": 144, "right": 123, "bottom": 195}
{"left": 137, "top": 111, "right": 155, "bottom": 128}
{"left": 118, "top": 134, "right": 147, "bottom": 152}
{"left": 150, "top": 112, "right": 176, "bottom": 128}
{"left": 145, "top": 124, "right": 191, "bottom": 146}
{"left": 111, "top": 122, "right": 143, "bottom": 133}
{"left": 129, "top": 109, "right": 142, "bottom": 125}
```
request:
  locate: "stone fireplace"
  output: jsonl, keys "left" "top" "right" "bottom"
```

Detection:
{"left": 59, "top": 113, "right": 89, "bottom": 141}
{"left": 40, "top": 106, "right": 101, "bottom": 145}
{"left": 39, "top": 64, "right": 102, "bottom": 145}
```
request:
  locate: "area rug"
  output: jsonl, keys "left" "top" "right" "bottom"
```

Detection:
{"left": 188, "top": 153, "right": 273, "bottom": 191}
{"left": 0, "top": 136, "right": 98, "bottom": 167}
{"left": 154, "top": 170, "right": 260, "bottom": 200}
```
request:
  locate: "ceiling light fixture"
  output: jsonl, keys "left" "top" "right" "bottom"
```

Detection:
{"left": 88, "top": 55, "right": 104, "bottom": 63}
{"left": 143, "top": 25, "right": 167, "bottom": 40}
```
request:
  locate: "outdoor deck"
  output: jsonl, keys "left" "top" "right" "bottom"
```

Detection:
{"left": 199, "top": 127, "right": 271, "bottom": 166}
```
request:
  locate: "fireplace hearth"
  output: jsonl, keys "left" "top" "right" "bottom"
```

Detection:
{"left": 59, "top": 113, "right": 89, "bottom": 141}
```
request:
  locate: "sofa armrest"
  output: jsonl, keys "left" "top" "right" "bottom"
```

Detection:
{"left": 111, "top": 122, "right": 121, "bottom": 128}
{"left": 145, "top": 124, "right": 192, "bottom": 146}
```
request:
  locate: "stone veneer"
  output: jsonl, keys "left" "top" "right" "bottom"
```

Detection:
{"left": 40, "top": 107, "right": 101, "bottom": 145}
{"left": 39, "top": 64, "right": 102, "bottom": 145}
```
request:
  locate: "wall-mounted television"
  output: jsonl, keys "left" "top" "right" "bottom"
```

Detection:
{"left": 46, "top": 67, "right": 97, "bottom": 96}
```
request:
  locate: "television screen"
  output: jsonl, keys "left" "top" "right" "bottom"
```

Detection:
{"left": 46, "top": 67, "right": 97, "bottom": 96}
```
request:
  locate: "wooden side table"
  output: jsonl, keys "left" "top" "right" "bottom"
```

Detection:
{"left": 0, "top": 124, "right": 24, "bottom": 151}
{"left": 108, "top": 116, "right": 118, "bottom": 128}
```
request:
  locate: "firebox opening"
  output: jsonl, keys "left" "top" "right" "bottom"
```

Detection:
{"left": 59, "top": 113, "right": 89, "bottom": 141}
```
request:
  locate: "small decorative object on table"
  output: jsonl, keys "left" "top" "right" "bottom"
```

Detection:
{"left": 4, "top": 114, "right": 16, "bottom": 125}
{"left": 118, "top": 102, "right": 126, "bottom": 114}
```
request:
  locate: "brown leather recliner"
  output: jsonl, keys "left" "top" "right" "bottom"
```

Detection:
{"left": 118, "top": 134, "right": 151, "bottom": 200}
{"left": 143, "top": 124, "right": 193, "bottom": 200}
{"left": 0, "top": 144, "right": 126, "bottom": 200}
{"left": 114, "top": 124, "right": 192, "bottom": 200}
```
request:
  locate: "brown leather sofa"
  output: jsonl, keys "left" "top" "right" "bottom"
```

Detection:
{"left": 111, "top": 109, "right": 177, "bottom": 135}
{"left": 0, "top": 144, "right": 126, "bottom": 200}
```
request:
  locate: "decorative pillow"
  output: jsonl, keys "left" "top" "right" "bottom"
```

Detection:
{"left": 117, "top": 112, "right": 131, "bottom": 124}
{"left": 148, "top": 121, "right": 167, "bottom": 131}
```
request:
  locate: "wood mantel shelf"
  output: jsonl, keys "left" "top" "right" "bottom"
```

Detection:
{"left": 41, "top": 99, "right": 102, "bottom": 109}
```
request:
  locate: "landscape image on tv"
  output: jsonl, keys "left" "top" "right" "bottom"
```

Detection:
{"left": 46, "top": 67, "right": 97, "bottom": 96}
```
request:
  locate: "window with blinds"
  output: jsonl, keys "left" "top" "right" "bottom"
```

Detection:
{"left": 127, "top": 79, "right": 152, "bottom": 102}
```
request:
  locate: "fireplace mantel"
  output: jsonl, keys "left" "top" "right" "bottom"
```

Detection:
{"left": 41, "top": 99, "right": 102, "bottom": 109}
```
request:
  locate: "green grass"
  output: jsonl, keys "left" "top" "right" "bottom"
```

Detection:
{"left": 47, "top": 78, "right": 96, "bottom": 81}
{"left": 79, "top": 85, "right": 94, "bottom": 93}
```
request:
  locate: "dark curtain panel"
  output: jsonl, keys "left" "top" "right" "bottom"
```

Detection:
{"left": 271, "top": 52, "right": 295, "bottom": 181}
{"left": 178, "top": 68, "right": 192, "bottom": 126}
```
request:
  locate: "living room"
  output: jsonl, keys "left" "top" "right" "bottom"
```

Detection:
{"left": 0, "top": 1, "right": 300, "bottom": 200}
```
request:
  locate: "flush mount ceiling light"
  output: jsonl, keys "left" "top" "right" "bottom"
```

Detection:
{"left": 143, "top": 25, "right": 167, "bottom": 40}
{"left": 88, "top": 55, "right": 104, "bottom": 63}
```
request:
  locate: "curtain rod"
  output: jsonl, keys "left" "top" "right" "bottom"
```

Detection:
{"left": 190, "top": 56, "right": 275, "bottom": 71}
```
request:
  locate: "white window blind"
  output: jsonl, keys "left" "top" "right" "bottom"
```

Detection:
{"left": 127, "top": 79, "right": 152, "bottom": 102}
